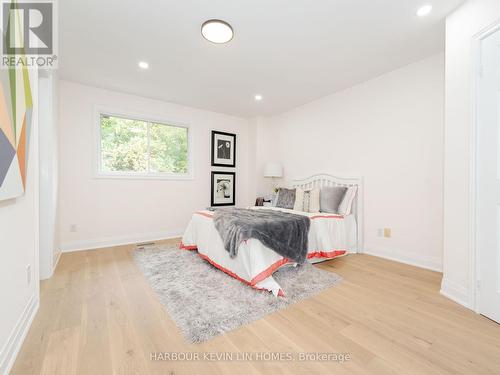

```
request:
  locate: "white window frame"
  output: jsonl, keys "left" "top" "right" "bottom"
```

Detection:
{"left": 94, "top": 106, "right": 194, "bottom": 180}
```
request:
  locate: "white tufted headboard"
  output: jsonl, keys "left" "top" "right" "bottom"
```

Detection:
{"left": 292, "top": 174, "right": 363, "bottom": 253}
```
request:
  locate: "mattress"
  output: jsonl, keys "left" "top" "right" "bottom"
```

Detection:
{"left": 180, "top": 207, "right": 357, "bottom": 296}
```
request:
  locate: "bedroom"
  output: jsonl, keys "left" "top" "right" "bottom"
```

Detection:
{"left": 1, "top": 0, "right": 500, "bottom": 374}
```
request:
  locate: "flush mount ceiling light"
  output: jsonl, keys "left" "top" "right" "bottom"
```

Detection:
{"left": 417, "top": 4, "right": 433, "bottom": 17}
{"left": 201, "top": 19, "right": 234, "bottom": 44}
{"left": 254, "top": 94, "right": 263, "bottom": 101}
{"left": 138, "top": 61, "right": 149, "bottom": 69}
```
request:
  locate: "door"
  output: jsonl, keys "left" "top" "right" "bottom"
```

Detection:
{"left": 477, "top": 28, "right": 500, "bottom": 323}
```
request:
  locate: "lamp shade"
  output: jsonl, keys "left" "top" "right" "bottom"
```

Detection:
{"left": 264, "top": 162, "right": 283, "bottom": 178}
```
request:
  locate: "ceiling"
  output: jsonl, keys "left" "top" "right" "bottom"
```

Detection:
{"left": 59, "top": 0, "right": 464, "bottom": 118}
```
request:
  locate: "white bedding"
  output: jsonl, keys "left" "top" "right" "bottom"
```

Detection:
{"left": 180, "top": 206, "right": 357, "bottom": 296}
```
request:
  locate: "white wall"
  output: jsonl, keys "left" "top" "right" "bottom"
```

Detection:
{"left": 58, "top": 81, "right": 254, "bottom": 251}
{"left": 0, "top": 70, "right": 39, "bottom": 374}
{"left": 442, "top": 0, "right": 500, "bottom": 307}
{"left": 255, "top": 54, "right": 445, "bottom": 271}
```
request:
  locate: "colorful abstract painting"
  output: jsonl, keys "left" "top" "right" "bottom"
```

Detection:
{"left": 0, "top": 65, "right": 33, "bottom": 201}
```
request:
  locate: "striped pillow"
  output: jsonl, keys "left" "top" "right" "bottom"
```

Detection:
{"left": 293, "top": 188, "right": 320, "bottom": 213}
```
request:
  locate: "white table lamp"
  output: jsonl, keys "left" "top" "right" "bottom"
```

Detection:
{"left": 264, "top": 162, "right": 283, "bottom": 178}
{"left": 264, "top": 162, "right": 283, "bottom": 197}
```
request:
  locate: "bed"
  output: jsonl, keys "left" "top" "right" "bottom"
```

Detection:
{"left": 180, "top": 174, "right": 363, "bottom": 296}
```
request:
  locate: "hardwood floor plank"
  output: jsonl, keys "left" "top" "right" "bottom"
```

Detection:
{"left": 76, "top": 252, "right": 113, "bottom": 375}
{"left": 40, "top": 327, "right": 80, "bottom": 375}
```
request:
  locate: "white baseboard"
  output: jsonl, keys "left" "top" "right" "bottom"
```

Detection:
{"left": 363, "top": 247, "right": 443, "bottom": 272}
{"left": 40, "top": 249, "right": 62, "bottom": 281}
{"left": 440, "top": 278, "right": 471, "bottom": 308}
{"left": 0, "top": 294, "right": 39, "bottom": 375}
{"left": 60, "top": 231, "right": 183, "bottom": 253}
{"left": 53, "top": 250, "right": 62, "bottom": 272}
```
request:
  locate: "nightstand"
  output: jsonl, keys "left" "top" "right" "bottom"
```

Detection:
{"left": 255, "top": 197, "right": 273, "bottom": 207}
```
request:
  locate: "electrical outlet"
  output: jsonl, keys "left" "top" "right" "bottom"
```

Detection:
{"left": 26, "top": 265, "right": 31, "bottom": 285}
{"left": 70, "top": 224, "right": 78, "bottom": 232}
{"left": 377, "top": 229, "right": 384, "bottom": 237}
{"left": 383, "top": 228, "right": 392, "bottom": 238}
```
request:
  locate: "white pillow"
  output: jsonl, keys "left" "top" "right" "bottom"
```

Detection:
{"left": 338, "top": 186, "right": 357, "bottom": 215}
{"left": 293, "top": 187, "right": 320, "bottom": 213}
{"left": 307, "top": 188, "right": 320, "bottom": 213}
{"left": 293, "top": 188, "right": 305, "bottom": 211}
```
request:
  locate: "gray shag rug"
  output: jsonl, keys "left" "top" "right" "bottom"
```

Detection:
{"left": 133, "top": 244, "right": 342, "bottom": 343}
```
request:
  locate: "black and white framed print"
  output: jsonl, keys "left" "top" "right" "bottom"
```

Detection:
{"left": 211, "top": 171, "right": 236, "bottom": 206}
{"left": 211, "top": 131, "right": 236, "bottom": 167}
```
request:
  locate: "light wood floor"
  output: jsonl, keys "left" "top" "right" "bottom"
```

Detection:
{"left": 11, "top": 239, "right": 500, "bottom": 375}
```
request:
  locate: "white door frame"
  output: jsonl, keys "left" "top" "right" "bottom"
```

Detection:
{"left": 38, "top": 72, "right": 59, "bottom": 280}
{"left": 470, "top": 19, "right": 500, "bottom": 312}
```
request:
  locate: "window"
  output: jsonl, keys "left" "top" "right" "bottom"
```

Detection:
{"left": 97, "top": 112, "right": 191, "bottom": 178}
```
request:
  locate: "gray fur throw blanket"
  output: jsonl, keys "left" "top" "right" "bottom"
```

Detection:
{"left": 213, "top": 208, "right": 311, "bottom": 264}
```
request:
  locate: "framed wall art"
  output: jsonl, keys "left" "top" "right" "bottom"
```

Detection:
{"left": 211, "top": 130, "right": 236, "bottom": 167}
{"left": 211, "top": 171, "right": 235, "bottom": 206}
